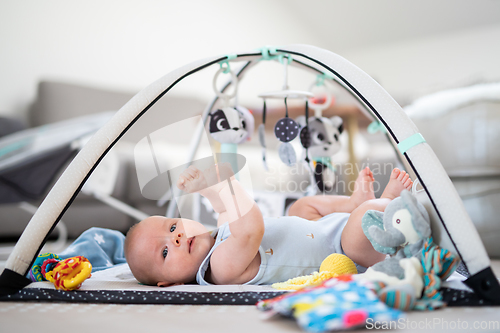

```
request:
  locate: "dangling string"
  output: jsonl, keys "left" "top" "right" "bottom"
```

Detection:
{"left": 284, "top": 97, "right": 289, "bottom": 118}
{"left": 262, "top": 99, "right": 267, "bottom": 126}
{"left": 304, "top": 100, "right": 310, "bottom": 164}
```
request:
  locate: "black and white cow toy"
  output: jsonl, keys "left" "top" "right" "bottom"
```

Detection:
{"left": 297, "top": 115, "right": 344, "bottom": 193}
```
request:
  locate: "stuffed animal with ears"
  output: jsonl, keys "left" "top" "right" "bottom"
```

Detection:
{"left": 362, "top": 189, "right": 431, "bottom": 279}
{"left": 209, "top": 106, "right": 254, "bottom": 175}
{"left": 360, "top": 190, "right": 460, "bottom": 311}
{"left": 209, "top": 106, "right": 254, "bottom": 144}
{"left": 296, "top": 116, "right": 344, "bottom": 192}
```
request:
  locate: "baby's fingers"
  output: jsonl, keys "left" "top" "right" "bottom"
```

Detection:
{"left": 177, "top": 176, "right": 186, "bottom": 190}
{"left": 186, "top": 165, "right": 200, "bottom": 179}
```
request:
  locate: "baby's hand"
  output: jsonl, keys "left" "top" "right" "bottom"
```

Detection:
{"left": 177, "top": 165, "right": 208, "bottom": 194}
{"left": 176, "top": 163, "right": 235, "bottom": 194}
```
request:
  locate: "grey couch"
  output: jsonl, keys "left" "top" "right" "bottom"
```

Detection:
{"left": 0, "top": 80, "right": 207, "bottom": 239}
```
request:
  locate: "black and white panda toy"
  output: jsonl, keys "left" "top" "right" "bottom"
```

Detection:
{"left": 297, "top": 115, "right": 344, "bottom": 193}
{"left": 209, "top": 106, "right": 254, "bottom": 144}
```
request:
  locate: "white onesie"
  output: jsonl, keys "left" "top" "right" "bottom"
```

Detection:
{"left": 196, "top": 212, "right": 365, "bottom": 285}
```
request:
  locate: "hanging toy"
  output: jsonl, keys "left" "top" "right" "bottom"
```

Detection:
{"left": 258, "top": 54, "right": 313, "bottom": 167}
{"left": 297, "top": 73, "right": 343, "bottom": 193}
{"left": 29, "top": 252, "right": 92, "bottom": 290}
{"left": 209, "top": 61, "right": 254, "bottom": 175}
{"left": 209, "top": 106, "right": 253, "bottom": 144}
{"left": 298, "top": 115, "right": 344, "bottom": 192}
{"left": 275, "top": 98, "right": 300, "bottom": 166}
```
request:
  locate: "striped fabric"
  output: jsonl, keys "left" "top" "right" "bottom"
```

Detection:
{"left": 415, "top": 237, "right": 460, "bottom": 310}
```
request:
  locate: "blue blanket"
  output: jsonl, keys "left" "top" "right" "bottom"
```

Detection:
{"left": 58, "top": 227, "right": 127, "bottom": 272}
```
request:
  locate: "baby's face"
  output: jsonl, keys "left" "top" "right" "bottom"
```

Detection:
{"left": 128, "top": 216, "right": 214, "bottom": 286}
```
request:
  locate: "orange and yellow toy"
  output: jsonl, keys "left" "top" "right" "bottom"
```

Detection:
{"left": 44, "top": 256, "right": 92, "bottom": 291}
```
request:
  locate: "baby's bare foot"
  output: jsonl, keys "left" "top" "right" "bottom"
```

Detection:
{"left": 350, "top": 166, "right": 376, "bottom": 208}
{"left": 380, "top": 168, "right": 413, "bottom": 200}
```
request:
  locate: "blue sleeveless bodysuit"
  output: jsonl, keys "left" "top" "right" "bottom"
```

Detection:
{"left": 196, "top": 212, "right": 365, "bottom": 285}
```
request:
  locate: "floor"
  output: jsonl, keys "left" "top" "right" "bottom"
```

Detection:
{"left": 0, "top": 261, "right": 499, "bottom": 332}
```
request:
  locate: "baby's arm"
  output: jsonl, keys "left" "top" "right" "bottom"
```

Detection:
{"left": 208, "top": 180, "right": 264, "bottom": 284}
{"left": 177, "top": 164, "right": 264, "bottom": 284}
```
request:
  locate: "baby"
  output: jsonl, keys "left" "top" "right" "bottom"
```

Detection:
{"left": 124, "top": 164, "right": 413, "bottom": 286}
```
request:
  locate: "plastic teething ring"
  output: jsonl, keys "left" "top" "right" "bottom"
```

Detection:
{"left": 45, "top": 256, "right": 92, "bottom": 290}
{"left": 212, "top": 66, "right": 239, "bottom": 101}
{"left": 41, "top": 258, "right": 59, "bottom": 278}
{"left": 308, "top": 81, "right": 333, "bottom": 113}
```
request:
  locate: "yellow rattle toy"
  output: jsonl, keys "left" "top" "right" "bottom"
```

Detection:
{"left": 44, "top": 256, "right": 92, "bottom": 291}
{"left": 272, "top": 253, "right": 358, "bottom": 290}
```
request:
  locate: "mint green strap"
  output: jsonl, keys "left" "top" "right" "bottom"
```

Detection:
{"left": 398, "top": 133, "right": 426, "bottom": 154}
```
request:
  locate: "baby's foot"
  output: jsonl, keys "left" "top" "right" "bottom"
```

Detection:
{"left": 350, "top": 167, "right": 376, "bottom": 208}
{"left": 177, "top": 165, "right": 208, "bottom": 194}
{"left": 380, "top": 168, "right": 413, "bottom": 200}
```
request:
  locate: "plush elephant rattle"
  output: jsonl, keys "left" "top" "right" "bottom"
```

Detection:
{"left": 361, "top": 190, "right": 431, "bottom": 279}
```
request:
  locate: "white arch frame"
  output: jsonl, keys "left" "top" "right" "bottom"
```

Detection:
{"left": 1, "top": 45, "right": 498, "bottom": 301}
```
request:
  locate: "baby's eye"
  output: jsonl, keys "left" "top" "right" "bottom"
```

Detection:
{"left": 170, "top": 224, "right": 176, "bottom": 232}
{"left": 162, "top": 247, "right": 168, "bottom": 258}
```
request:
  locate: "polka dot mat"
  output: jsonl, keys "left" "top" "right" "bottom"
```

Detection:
{"left": 0, "top": 289, "right": 286, "bottom": 305}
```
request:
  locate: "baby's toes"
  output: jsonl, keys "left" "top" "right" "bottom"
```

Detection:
{"left": 404, "top": 178, "right": 413, "bottom": 189}
{"left": 390, "top": 168, "right": 401, "bottom": 179}
{"left": 397, "top": 170, "right": 407, "bottom": 182}
{"left": 401, "top": 172, "right": 409, "bottom": 183}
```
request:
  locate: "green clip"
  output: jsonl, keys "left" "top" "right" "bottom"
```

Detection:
{"left": 398, "top": 133, "right": 426, "bottom": 154}
{"left": 367, "top": 121, "right": 387, "bottom": 134}
{"left": 219, "top": 54, "right": 237, "bottom": 74}
{"left": 258, "top": 46, "right": 279, "bottom": 61}
{"left": 278, "top": 54, "right": 292, "bottom": 65}
{"left": 316, "top": 75, "right": 325, "bottom": 86}
{"left": 315, "top": 72, "right": 335, "bottom": 86}
{"left": 219, "top": 60, "right": 231, "bottom": 74}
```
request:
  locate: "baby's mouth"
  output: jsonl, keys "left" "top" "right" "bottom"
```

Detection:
{"left": 188, "top": 237, "right": 195, "bottom": 253}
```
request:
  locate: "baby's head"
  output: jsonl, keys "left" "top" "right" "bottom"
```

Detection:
{"left": 125, "top": 216, "right": 214, "bottom": 286}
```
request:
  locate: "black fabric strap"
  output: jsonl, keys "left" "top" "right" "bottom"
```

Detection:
{"left": 0, "top": 269, "right": 32, "bottom": 297}
{"left": 463, "top": 267, "right": 500, "bottom": 304}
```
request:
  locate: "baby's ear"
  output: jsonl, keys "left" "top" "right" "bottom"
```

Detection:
{"left": 157, "top": 281, "right": 184, "bottom": 287}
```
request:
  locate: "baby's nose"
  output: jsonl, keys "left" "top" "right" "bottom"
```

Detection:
{"left": 174, "top": 232, "right": 183, "bottom": 246}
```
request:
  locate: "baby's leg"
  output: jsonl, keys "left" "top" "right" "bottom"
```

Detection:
{"left": 288, "top": 167, "right": 375, "bottom": 220}
{"left": 341, "top": 168, "right": 413, "bottom": 267}
{"left": 340, "top": 198, "right": 390, "bottom": 267}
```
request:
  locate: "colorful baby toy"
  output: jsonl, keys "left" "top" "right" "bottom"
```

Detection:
{"left": 29, "top": 253, "right": 92, "bottom": 291}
